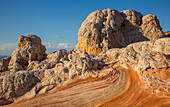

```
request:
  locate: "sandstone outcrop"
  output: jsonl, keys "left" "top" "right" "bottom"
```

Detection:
{"left": 8, "top": 35, "right": 47, "bottom": 71}
{"left": 0, "top": 9, "right": 170, "bottom": 107}
{"left": 0, "top": 57, "right": 11, "bottom": 72}
{"left": 0, "top": 38, "right": 170, "bottom": 106}
{"left": 75, "top": 8, "right": 165, "bottom": 55}
{"left": 165, "top": 31, "right": 170, "bottom": 37}
{"left": 165, "top": 31, "right": 170, "bottom": 35}
{"left": 141, "top": 14, "right": 164, "bottom": 40}
{"left": 106, "top": 38, "right": 170, "bottom": 72}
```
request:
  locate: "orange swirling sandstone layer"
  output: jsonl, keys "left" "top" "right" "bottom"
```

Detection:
{"left": 165, "top": 31, "right": 170, "bottom": 35}
{"left": 8, "top": 67, "right": 170, "bottom": 107}
{"left": 99, "top": 68, "right": 170, "bottom": 107}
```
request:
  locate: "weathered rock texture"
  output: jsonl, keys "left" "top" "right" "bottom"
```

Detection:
{"left": 75, "top": 8, "right": 165, "bottom": 55}
{"left": 0, "top": 57, "right": 11, "bottom": 72}
{"left": 8, "top": 35, "right": 47, "bottom": 71}
{"left": 0, "top": 38, "right": 170, "bottom": 106}
{"left": 0, "top": 9, "right": 170, "bottom": 107}
{"left": 106, "top": 38, "right": 170, "bottom": 72}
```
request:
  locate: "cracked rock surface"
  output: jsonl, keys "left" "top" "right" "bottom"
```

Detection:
{"left": 8, "top": 35, "right": 47, "bottom": 71}
{"left": 75, "top": 8, "right": 165, "bottom": 55}
{"left": 0, "top": 37, "right": 169, "bottom": 106}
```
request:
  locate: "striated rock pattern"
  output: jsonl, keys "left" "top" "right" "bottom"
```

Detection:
{"left": 165, "top": 31, "right": 170, "bottom": 35}
{"left": 0, "top": 38, "right": 170, "bottom": 106}
{"left": 165, "top": 31, "right": 170, "bottom": 37}
{"left": 75, "top": 8, "right": 165, "bottom": 55}
{"left": 8, "top": 35, "right": 47, "bottom": 71}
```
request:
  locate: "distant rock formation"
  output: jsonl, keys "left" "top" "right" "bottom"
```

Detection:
{"left": 8, "top": 35, "right": 47, "bottom": 71}
{"left": 165, "top": 31, "right": 170, "bottom": 35}
{"left": 75, "top": 8, "right": 165, "bottom": 55}
{"left": 0, "top": 9, "right": 169, "bottom": 106}
{"left": 0, "top": 56, "right": 9, "bottom": 59}
{"left": 165, "top": 31, "right": 170, "bottom": 37}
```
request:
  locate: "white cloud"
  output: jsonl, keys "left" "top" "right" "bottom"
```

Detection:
{"left": 64, "top": 30, "right": 72, "bottom": 32}
{"left": 0, "top": 43, "right": 17, "bottom": 55}
{"left": 43, "top": 42, "right": 52, "bottom": 49}
{"left": 56, "top": 43, "right": 74, "bottom": 49}
{"left": 0, "top": 47, "right": 6, "bottom": 51}
{"left": 0, "top": 42, "right": 75, "bottom": 56}
{"left": 56, "top": 36, "right": 62, "bottom": 38}
{"left": 0, "top": 43, "right": 17, "bottom": 51}
{"left": 43, "top": 42, "right": 75, "bottom": 51}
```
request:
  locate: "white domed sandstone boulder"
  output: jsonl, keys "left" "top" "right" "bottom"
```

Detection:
{"left": 75, "top": 8, "right": 124, "bottom": 55}
{"left": 8, "top": 35, "right": 47, "bottom": 71}
{"left": 75, "top": 8, "right": 165, "bottom": 55}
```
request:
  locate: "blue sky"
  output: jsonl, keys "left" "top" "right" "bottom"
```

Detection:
{"left": 0, "top": 0, "right": 169, "bottom": 55}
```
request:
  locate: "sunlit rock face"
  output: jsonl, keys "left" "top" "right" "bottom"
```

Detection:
{"left": 0, "top": 9, "right": 170, "bottom": 107}
{"left": 75, "top": 8, "right": 165, "bottom": 55}
{"left": 165, "top": 31, "right": 170, "bottom": 37}
{"left": 8, "top": 35, "right": 47, "bottom": 71}
{"left": 0, "top": 38, "right": 169, "bottom": 106}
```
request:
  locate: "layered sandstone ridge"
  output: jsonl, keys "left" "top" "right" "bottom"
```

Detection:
{"left": 165, "top": 31, "right": 170, "bottom": 37}
{"left": 75, "top": 8, "right": 165, "bottom": 55}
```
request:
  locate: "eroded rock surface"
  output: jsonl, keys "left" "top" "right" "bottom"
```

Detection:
{"left": 141, "top": 14, "right": 164, "bottom": 40}
{"left": 0, "top": 57, "right": 11, "bottom": 72}
{"left": 8, "top": 35, "right": 47, "bottom": 71}
{"left": 0, "top": 38, "right": 170, "bottom": 106}
{"left": 75, "top": 8, "right": 165, "bottom": 55}
{"left": 106, "top": 38, "right": 170, "bottom": 72}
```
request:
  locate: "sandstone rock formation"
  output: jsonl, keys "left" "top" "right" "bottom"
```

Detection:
{"left": 75, "top": 8, "right": 165, "bottom": 55}
{"left": 8, "top": 35, "right": 47, "bottom": 71}
{"left": 106, "top": 38, "right": 170, "bottom": 72}
{"left": 0, "top": 57, "right": 11, "bottom": 72}
{"left": 165, "top": 31, "right": 170, "bottom": 37}
{"left": 0, "top": 56, "right": 9, "bottom": 59}
{"left": 0, "top": 38, "right": 170, "bottom": 106}
{"left": 0, "top": 9, "right": 170, "bottom": 107}
{"left": 165, "top": 31, "right": 170, "bottom": 35}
